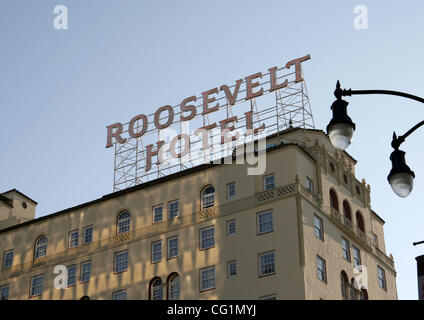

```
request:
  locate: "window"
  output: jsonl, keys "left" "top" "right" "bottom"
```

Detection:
{"left": 343, "top": 200, "right": 352, "bottom": 222}
{"left": 356, "top": 211, "right": 365, "bottom": 233}
{"left": 257, "top": 210, "right": 273, "bottom": 235}
{"left": 201, "top": 186, "right": 215, "bottom": 209}
{"left": 349, "top": 279, "right": 356, "bottom": 300}
{"left": 200, "top": 266, "right": 215, "bottom": 291}
{"left": 306, "top": 177, "right": 314, "bottom": 194}
{"left": 30, "top": 275, "right": 44, "bottom": 297}
{"left": 1, "top": 284, "right": 9, "bottom": 300}
{"left": 200, "top": 226, "right": 215, "bottom": 250}
{"left": 377, "top": 266, "right": 387, "bottom": 290}
{"left": 264, "top": 174, "right": 275, "bottom": 191}
{"left": 152, "top": 240, "right": 162, "bottom": 263}
{"left": 227, "top": 260, "right": 237, "bottom": 278}
{"left": 343, "top": 174, "right": 348, "bottom": 184}
{"left": 227, "top": 182, "right": 235, "bottom": 199}
{"left": 168, "top": 273, "right": 180, "bottom": 300}
{"left": 113, "top": 290, "right": 127, "bottom": 300}
{"left": 114, "top": 250, "right": 128, "bottom": 273}
{"left": 329, "top": 189, "right": 339, "bottom": 211}
{"left": 372, "top": 233, "right": 379, "bottom": 248}
{"left": 153, "top": 205, "right": 163, "bottom": 223}
{"left": 34, "top": 236, "right": 47, "bottom": 260}
{"left": 340, "top": 271, "right": 349, "bottom": 300}
{"left": 258, "top": 251, "right": 275, "bottom": 277}
{"left": 316, "top": 256, "right": 327, "bottom": 283}
{"left": 330, "top": 162, "right": 335, "bottom": 173}
{"left": 353, "top": 246, "right": 361, "bottom": 268}
{"left": 3, "top": 250, "right": 14, "bottom": 269}
{"left": 342, "top": 237, "right": 351, "bottom": 262}
{"left": 80, "top": 261, "right": 91, "bottom": 283}
{"left": 167, "top": 236, "right": 178, "bottom": 259}
{"left": 151, "top": 278, "right": 163, "bottom": 300}
{"left": 226, "top": 219, "right": 236, "bottom": 236}
{"left": 314, "top": 215, "right": 323, "bottom": 240}
{"left": 355, "top": 185, "right": 361, "bottom": 195}
{"left": 260, "top": 294, "right": 276, "bottom": 300}
{"left": 83, "top": 226, "right": 93, "bottom": 244}
{"left": 69, "top": 230, "right": 79, "bottom": 248}
{"left": 168, "top": 200, "right": 179, "bottom": 219}
{"left": 67, "top": 265, "right": 77, "bottom": 287}
{"left": 117, "top": 211, "right": 130, "bottom": 234}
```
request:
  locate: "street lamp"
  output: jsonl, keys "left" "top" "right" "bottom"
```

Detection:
{"left": 326, "top": 80, "right": 424, "bottom": 197}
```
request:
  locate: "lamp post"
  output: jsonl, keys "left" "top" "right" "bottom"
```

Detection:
{"left": 326, "top": 81, "right": 424, "bottom": 198}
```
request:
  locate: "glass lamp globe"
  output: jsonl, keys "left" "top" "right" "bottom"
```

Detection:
{"left": 389, "top": 172, "right": 414, "bottom": 198}
{"left": 328, "top": 123, "right": 355, "bottom": 151}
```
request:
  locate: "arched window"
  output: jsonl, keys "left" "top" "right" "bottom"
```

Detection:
{"left": 201, "top": 186, "right": 215, "bottom": 209}
{"left": 340, "top": 271, "right": 349, "bottom": 300}
{"left": 356, "top": 211, "right": 365, "bottom": 233}
{"left": 350, "top": 278, "right": 356, "bottom": 300}
{"left": 34, "top": 236, "right": 48, "bottom": 260}
{"left": 330, "top": 189, "right": 339, "bottom": 211}
{"left": 359, "top": 289, "right": 369, "bottom": 300}
{"left": 117, "top": 211, "right": 130, "bottom": 234}
{"left": 167, "top": 273, "right": 180, "bottom": 300}
{"left": 80, "top": 296, "right": 90, "bottom": 300}
{"left": 150, "top": 277, "right": 163, "bottom": 300}
{"left": 343, "top": 200, "right": 352, "bottom": 221}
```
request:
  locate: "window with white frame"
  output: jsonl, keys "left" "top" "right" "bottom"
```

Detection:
{"left": 258, "top": 251, "right": 275, "bottom": 277}
{"left": 30, "top": 275, "right": 44, "bottom": 297}
{"left": 227, "top": 260, "right": 237, "bottom": 278}
{"left": 226, "top": 219, "right": 236, "bottom": 236}
{"left": 80, "top": 261, "right": 91, "bottom": 283}
{"left": 316, "top": 256, "right": 327, "bottom": 283}
{"left": 377, "top": 266, "right": 387, "bottom": 290}
{"left": 152, "top": 240, "right": 162, "bottom": 263}
{"left": 67, "top": 265, "right": 77, "bottom": 287}
{"left": 69, "top": 230, "right": 79, "bottom": 248}
{"left": 314, "top": 215, "right": 323, "bottom": 240}
{"left": 117, "top": 211, "right": 130, "bottom": 234}
{"left": 34, "top": 236, "right": 47, "bottom": 260}
{"left": 153, "top": 205, "right": 163, "bottom": 223}
{"left": 168, "top": 273, "right": 180, "bottom": 300}
{"left": 263, "top": 174, "right": 275, "bottom": 191}
{"left": 113, "top": 289, "right": 127, "bottom": 300}
{"left": 342, "top": 237, "right": 351, "bottom": 262}
{"left": 201, "top": 186, "right": 215, "bottom": 209}
{"left": 167, "top": 236, "right": 178, "bottom": 259}
{"left": 226, "top": 182, "right": 235, "bottom": 199}
{"left": 200, "top": 226, "right": 215, "bottom": 250}
{"left": 3, "top": 250, "right": 14, "bottom": 269}
{"left": 306, "top": 177, "right": 314, "bottom": 194}
{"left": 114, "top": 250, "right": 128, "bottom": 273}
{"left": 200, "top": 266, "right": 215, "bottom": 291}
{"left": 83, "top": 225, "right": 93, "bottom": 244}
{"left": 257, "top": 210, "right": 273, "bottom": 235}
{"left": 353, "top": 246, "right": 361, "bottom": 268}
{"left": 0, "top": 284, "right": 9, "bottom": 300}
{"left": 168, "top": 200, "right": 179, "bottom": 219}
{"left": 151, "top": 278, "right": 163, "bottom": 300}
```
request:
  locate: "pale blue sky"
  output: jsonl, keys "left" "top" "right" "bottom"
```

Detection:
{"left": 1, "top": 0, "right": 423, "bottom": 299}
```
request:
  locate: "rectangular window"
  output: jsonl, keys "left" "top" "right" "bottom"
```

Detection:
{"left": 114, "top": 250, "right": 129, "bottom": 273}
{"left": 168, "top": 200, "right": 179, "bottom": 219}
{"left": 314, "top": 215, "right": 324, "bottom": 240}
{"left": 258, "top": 251, "right": 275, "bottom": 277}
{"left": 67, "top": 265, "right": 77, "bottom": 287}
{"left": 316, "top": 256, "right": 327, "bottom": 283}
{"left": 200, "top": 266, "right": 215, "bottom": 291}
{"left": 69, "top": 230, "right": 79, "bottom": 248}
{"left": 200, "top": 226, "right": 215, "bottom": 250}
{"left": 264, "top": 174, "right": 275, "bottom": 191}
{"left": 226, "top": 219, "right": 236, "bottom": 236}
{"left": 342, "top": 237, "right": 351, "bottom": 262}
{"left": 377, "top": 266, "right": 387, "bottom": 290}
{"left": 113, "top": 289, "right": 127, "bottom": 300}
{"left": 257, "top": 210, "right": 273, "bottom": 235}
{"left": 167, "top": 236, "right": 178, "bottom": 259}
{"left": 152, "top": 240, "right": 162, "bottom": 263}
{"left": 80, "top": 261, "right": 91, "bottom": 283}
{"left": 0, "top": 285, "right": 9, "bottom": 300}
{"left": 30, "top": 275, "right": 44, "bottom": 297}
{"left": 227, "top": 182, "right": 236, "bottom": 199}
{"left": 153, "top": 205, "right": 163, "bottom": 223}
{"left": 3, "top": 250, "right": 14, "bottom": 269}
{"left": 353, "top": 246, "right": 361, "bottom": 268}
{"left": 227, "top": 260, "right": 237, "bottom": 278}
{"left": 372, "top": 233, "right": 379, "bottom": 248}
{"left": 306, "top": 177, "right": 314, "bottom": 194}
{"left": 83, "top": 225, "right": 93, "bottom": 244}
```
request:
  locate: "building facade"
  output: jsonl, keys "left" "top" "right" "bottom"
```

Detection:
{"left": 0, "top": 128, "right": 397, "bottom": 300}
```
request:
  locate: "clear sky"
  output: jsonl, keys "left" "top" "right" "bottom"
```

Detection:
{"left": 1, "top": 0, "right": 423, "bottom": 299}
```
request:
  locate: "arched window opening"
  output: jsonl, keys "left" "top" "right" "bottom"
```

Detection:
{"left": 360, "top": 289, "right": 369, "bottom": 300}
{"left": 117, "top": 211, "right": 131, "bottom": 234}
{"left": 356, "top": 211, "right": 365, "bottom": 233}
{"left": 167, "top": 273, "right": 180, "bottom": 300}
{"left": 340, "top": 271, "right": 349, "bottom": 300}
{"left": 150, "top": 278, "right": 163, "bottom": 300}
{"left": 330, "top": 189, "right": 339, "bottom": 211}
{"left": 350, "top": 278, "right": 356, "bottom": 300}
{"left": 34, "top": 236, "right": 48, "bottom": 260}
{"left": 80, "top": 296, "right": 90, "bottom": 300}
{"left": 201, "top": 186, "right": 215, "bottom": 209}
{"left": 343, "top": 201, "right": 352, "bottom": 221}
